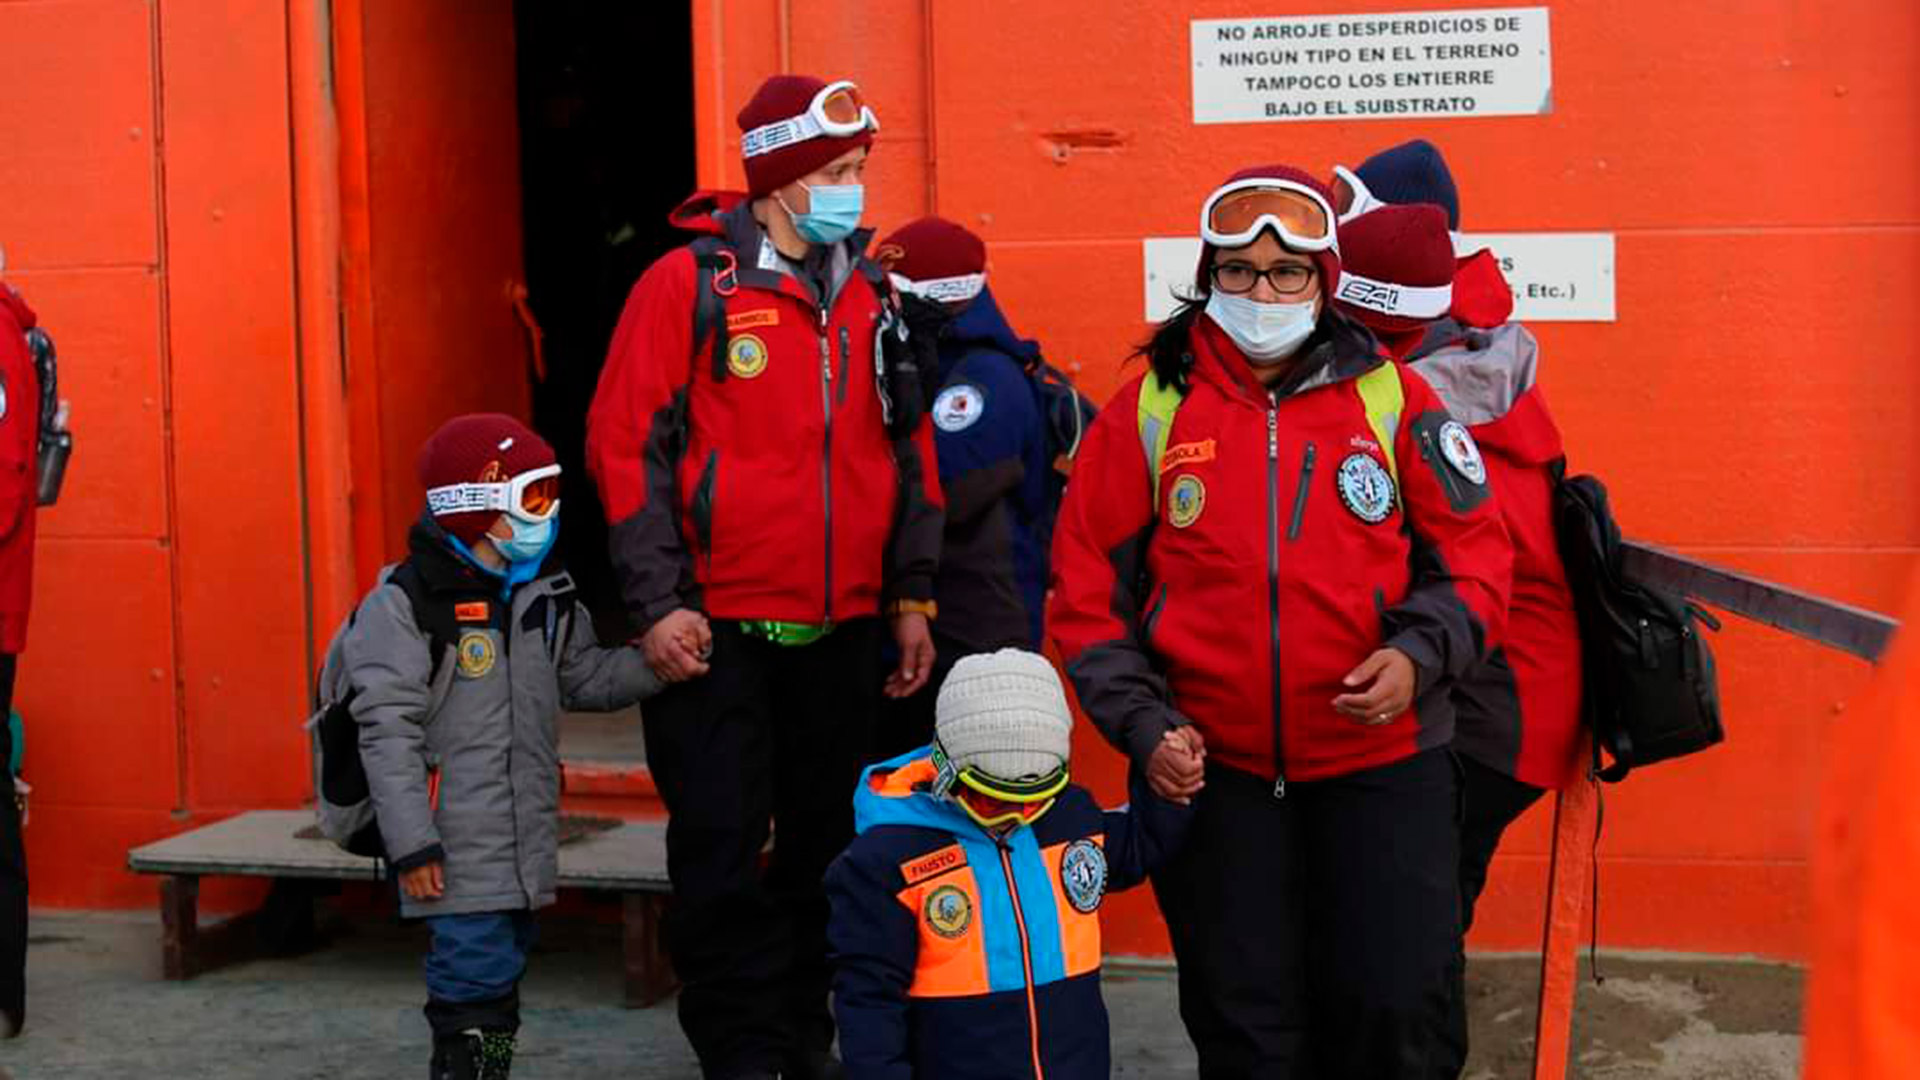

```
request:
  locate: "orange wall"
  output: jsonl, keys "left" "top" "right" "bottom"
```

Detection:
{"left": 694, "top": 0, "right": 1919, "bottom": 959}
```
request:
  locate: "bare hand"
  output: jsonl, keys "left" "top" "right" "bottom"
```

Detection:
{"left": 1332, "top": 647, "right": 1417, "bottom": 724}
{"left": 399, "top": 861, "right": 445, "bottom": 901}
{"left": 1147, "top": 728, "right": 1206, "bottom": 804}
{"left": 884, "top": 612, "right": 935, "bottom": 699}
{"left": 641, "top": 609, "right": 712, "bottom": 683}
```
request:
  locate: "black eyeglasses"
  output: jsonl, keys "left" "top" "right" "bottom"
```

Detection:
{"left": 1210, "top": 261, "right": 1317, "bottom": 296}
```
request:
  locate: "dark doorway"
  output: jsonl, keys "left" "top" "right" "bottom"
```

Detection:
{"left": 513, "top": 2, "right": 695, "bottom": 646}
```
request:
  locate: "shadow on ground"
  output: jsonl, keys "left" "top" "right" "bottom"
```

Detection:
{"left": 0, "top": 912, "right": 1801, "bottom": 1079}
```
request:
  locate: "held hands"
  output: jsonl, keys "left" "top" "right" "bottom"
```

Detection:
{"left": 884, "top": 612, "right": 935, "bottom": 699}
{"left": 639, "top": 609, "right": 712, "bottom": 684}
{"left": 399, "top": 861, "right": 445, "bottom": 901}
{"left": 1147, "top": 726, "right": 1207, "bottom": 805}
{"left": 1333, "top": 647, "right": 1417, "bottom": 725}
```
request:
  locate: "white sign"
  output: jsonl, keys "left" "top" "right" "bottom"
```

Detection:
{"left": 1190, "top": 8, "right": 1552, "bottom": 124}
{"left": 1141, "top": 232, "right": 1615, "bottom": 323}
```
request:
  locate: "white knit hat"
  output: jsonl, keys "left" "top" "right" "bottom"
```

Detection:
{"left": 934, "top": 649, "right": 1073, "bottom": 784}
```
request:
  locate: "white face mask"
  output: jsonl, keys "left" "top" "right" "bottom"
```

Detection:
{"left": 1205, "top": 290, "right": 1319, "bottom": 365}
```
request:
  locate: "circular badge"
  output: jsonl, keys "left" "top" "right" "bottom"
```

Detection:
{"left": 923, "top": 884, "right": 973, "bottom": 939}
{"left": 1059, "top": 839, "right": 1109, "bottom": 914}
{"left": 1336, "top": 453, "right": 1396, "bottom": 525}
{"left": 455, "top": 631, "right": 496, "bottom": 679}
{"left": 1167, "top": 474, "right": 1206, "bottom": 529}
{"left": 1438, "top": 420, "right": 1488, "bottom": 486}
{"left": 932, "top": 383, "right": 986, "bottom": 432}
{"left": 726, "top": 333, "right": 769, "bottom": 379}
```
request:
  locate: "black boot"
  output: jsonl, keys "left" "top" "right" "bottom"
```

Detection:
{"left": 431, "top": 1029, "right": 516, "bottom": 1080}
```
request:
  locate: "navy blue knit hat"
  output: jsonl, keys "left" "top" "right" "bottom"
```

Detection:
{"left": 1355, "top": 140, "right": 1460, "bottom": 230}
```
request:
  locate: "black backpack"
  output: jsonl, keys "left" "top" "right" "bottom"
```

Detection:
{"left": 1551, "top": 464, "right": 1724, "bottom": 782}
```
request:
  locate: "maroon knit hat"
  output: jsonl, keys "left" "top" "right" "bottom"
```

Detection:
{"left": 417, "top": 413, "right": 557, "bottom": 544}
{"left": 1196, "top": 164, "right": 1342, "bottom": 302}
{"left": 738, "top": 74, "right": 877, "bottom": 199}
{"left": 1331, "top": 203, "right": 1457, "bottom": 335}
{"left": 877, "top": 217, "right": 987, "bottom": 303}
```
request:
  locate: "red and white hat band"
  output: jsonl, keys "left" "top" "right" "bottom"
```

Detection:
{"left": 890, "top": 271, "right": 986, "bottom": 304}
{"left": 742, "top": 114, "right": 830, "bottom": 158}
{"left": 1334, "top": 272, "right": 1453, "bottom": 318}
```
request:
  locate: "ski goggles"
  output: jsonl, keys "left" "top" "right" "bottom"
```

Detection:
{"left": 931, "top": 742, "right": 1070, "bottom": 829}
{"left": 1200, "top": 178, "right": 1338, "bottom": 253}
{"left": 740, "top": 80, "right": 879, "bottom": 159}
{"left": 889, "top": 271, "right": 986, "bottom": 305}
{"left": 426, "top": 463, "right": 562, "bottom": 523}
{"left": 1331, "top": 164, "right": 1390, "bottom": 224}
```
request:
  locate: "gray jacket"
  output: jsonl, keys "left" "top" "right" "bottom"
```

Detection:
{"left": 341, "top": 541, "right": 659, "bottom": 918}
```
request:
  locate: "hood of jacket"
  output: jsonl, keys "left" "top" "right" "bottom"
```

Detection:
{"left": 1407, "top": 321, "right": 1563, "bottom": 465}
{"left": 853, "top": 748, "right": 1003, "bottom": 840}
{"left": 943, "top": 285, "right": 1041, "bottom": 376}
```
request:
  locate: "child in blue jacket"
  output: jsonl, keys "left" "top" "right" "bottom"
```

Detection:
{"left": 826, "top": 649, "right": 1192, "bottom": 1079}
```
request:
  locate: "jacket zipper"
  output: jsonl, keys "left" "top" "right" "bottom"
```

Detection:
{"left": 837, "top": 325, "right": 852, "bottom": 404}
{"left": 1267, "top": 400, "right": 1286, "bottom": 799}
{"left": 998, "top": 844, "right": 1047, "bottom": 1079}
{"left": 1287, "top": 441, "right": 1316, "bottom": 542}
{"left": 820, "top": 308, "right": 835, "bottom": 623}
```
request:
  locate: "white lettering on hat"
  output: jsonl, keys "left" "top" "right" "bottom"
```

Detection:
{"left": 890, "top": 272, "right": 986, "bottom": 305}
{"left": 1335, "top": 273, "right": 1453, "bottom": 319}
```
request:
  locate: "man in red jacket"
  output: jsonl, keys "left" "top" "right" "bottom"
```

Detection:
{"left": 0, "top": 279, "right": 41, "bottom": 1038}
{"left": 586, "top": 74, "right": 942, "bottom": 1080}
{"left": 1333, "top": 199, "right": 1584, "bottom": 1079}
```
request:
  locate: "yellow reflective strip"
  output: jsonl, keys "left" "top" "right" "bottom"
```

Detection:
{"left": 1136, "top": 374, "right": 1183, "bottom": 512}
{"left": 1356, "top": 363, "right": 1405, "bottom": 496}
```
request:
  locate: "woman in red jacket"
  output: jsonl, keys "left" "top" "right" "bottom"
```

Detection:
{"left": 1049, "top": 165, "right": 1512, "bottom": 1077}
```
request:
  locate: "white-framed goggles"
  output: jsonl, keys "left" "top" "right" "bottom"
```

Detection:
{"left": 1331, "top": 164, "right": 1390, "bottom": 225}
{"left": 426, "top": 463, "right": 562, "bottom": 524}
{"left": 1200, "top": 177, "right": 1338, "bottom": 253}
{"left": 740, "top": 80, "right": 879, "bottom": 159}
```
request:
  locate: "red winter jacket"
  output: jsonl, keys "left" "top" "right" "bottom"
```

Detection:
{"left": 0, "top": 285, "right": 38, "bottom": 654}
{"left": 1050, "top": 314, "right": 1512, "bottom": 786}
{"left": 1404, "top": 321, "right": 1584, "bottom": 789}
{"left": 586, "top": 193, "right": 943, "bottom": 632}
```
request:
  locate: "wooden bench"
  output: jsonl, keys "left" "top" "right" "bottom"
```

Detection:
{"left": 126, "top": 809, "right": 676, "bottom": 1007}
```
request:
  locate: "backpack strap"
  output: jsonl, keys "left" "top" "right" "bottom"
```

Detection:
{"left": 690, "top": 236, "right": 737, "bottom": 383}
{"left": 1136, "top": 371, "right": 1185, "bottom": 513}
{"left": 388, "top": 560, "right": 458, "bottom": 686}
{"left": 1354, "top": 362, "right": 1405, "bottom": 498}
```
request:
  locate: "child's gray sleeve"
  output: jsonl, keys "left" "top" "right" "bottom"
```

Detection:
{"left": 341, "top": 584, "right": 443, "bottom": 868}
{"left": 555, "top": 600, "right": 664, "bottom": 711}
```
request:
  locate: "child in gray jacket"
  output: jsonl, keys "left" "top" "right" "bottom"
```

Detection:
{"left": 338, "top": 414, "right": 666, "bottom": 1080}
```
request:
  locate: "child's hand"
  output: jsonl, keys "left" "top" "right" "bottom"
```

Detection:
{"left": 399, "top": 861, "right": 445, "bottom": 900}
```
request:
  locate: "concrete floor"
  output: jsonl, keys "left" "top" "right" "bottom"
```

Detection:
{"left": 0, "top": 910, "right": 1801, "bottom": 1079}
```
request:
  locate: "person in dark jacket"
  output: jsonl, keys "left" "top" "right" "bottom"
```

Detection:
{"left": 584, "top": 73, "right": 945, "bottom": 1080}
{"left": 1050, "top": 164, "right": 1513, "bottom": 1077}
{"left": 827, "top": 649, "right": 1189, "bottom": 1080}
{"left": 869, "top": 217, "right": 1084, "bottom": 759}
{"left": 1334, "top": 198, "right": 1585, "bottom": 1079}
{"left": 339, "top": 414, "right": 662, "bottom": 1080}
{"left": 0, "top": 280, "right": 41, "bottom": 1039}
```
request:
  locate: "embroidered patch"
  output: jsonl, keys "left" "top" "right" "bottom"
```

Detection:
{"left": 1159, "top": 438, "right": 1217, "bottom": 474}
{"left": 726, "top": 308, "right": 779, "bottom": 332}
{"left": 454, "top": 601, "right": 490, "bottom": 623}
{"left": 1438, "top": 420, "right": 1487, "bottom": 486}
{"left": 932, "top": 384, "right": 985, "bottom": 432}
{"left": 901, "top": 845, "right": 965, "bottom": 887}
{"left": 727, "top": 333, "right": 769, "bottom": 379}
{"left": 924, "top": 884, "right": 973, "bottom": 939}
{"left": 456, "top": 631, "right": 496, "bottom": 679}
{"left": 1167, "top": 474, "right": 1206, "bottom": 529}
{"left": 1059, "top": 839, "right": 1108, "bottom": 914}
{"left": 1336, "top": 453, "right": 1396, "bottom": 524}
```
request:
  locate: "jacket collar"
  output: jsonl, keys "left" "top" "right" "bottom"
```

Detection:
{"left": 942, "top": 286, "right": 1040, "bottom": 378}
{"left": 713, "top": 202, "right": 876, "bottom": 312}
{"left": 406, "top": 512, "right": 566, "bottom": 598}
{"left": 1189, "top": 308, "right": 1383, "bottom": 404}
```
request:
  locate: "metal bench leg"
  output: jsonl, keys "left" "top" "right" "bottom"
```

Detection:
{"left": 622, "top": 892, "right": 677, "bottom": 1008}
{"left": 160, "top": 875, "right": 200, "bottom": 980}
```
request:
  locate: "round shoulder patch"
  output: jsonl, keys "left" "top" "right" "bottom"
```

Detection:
{"left": 932, "top": 383, "right": 986, "bottom": 432}
{"left": 1438, "top": 420, "right": 1488, "bottom": 486}
{"left": 1336, "top": 453, "right": 1397, "bottom": 525}
{"left": 726, "top": 333, "right": 769, "bottom": 379}
{"left": 456, "top": 631, "right": 497, "bottom": 679}
{"left": 1059, "top": 839, "right": 1109, "bottom": 914}
{"left": 923, "top": 883, "right": 973, "bottom": 939}
{"left": 1168, "top": 474, "right": 1206, "bottom": 529}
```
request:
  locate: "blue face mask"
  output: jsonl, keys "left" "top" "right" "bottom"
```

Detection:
{"left": 493, "top": 514, "right": 556, "bottom": 565}
{"left": 785, "top": 182, "right": 864, "bottom": 245}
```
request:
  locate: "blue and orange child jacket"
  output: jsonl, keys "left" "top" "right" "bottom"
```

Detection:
{"left": 826, "top": 748, "right": 1189, "bottom": 1080}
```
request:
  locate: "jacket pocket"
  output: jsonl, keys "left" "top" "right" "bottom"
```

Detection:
{"left": 1287, "top": 441, "right": 1317, "bottom": 541}
{"left": 690, "top": 449, "right": 719, "bottom": 565}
